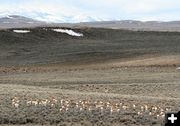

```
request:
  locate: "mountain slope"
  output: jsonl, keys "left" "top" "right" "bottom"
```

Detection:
{"left": 0, "top": 27, "right": 180, "bottom": 67}
{"left": 71, "top": 20, "right": 180, "bottom": 31}
{"left": 0, "top": 15, "right": 46, "bottom": 29}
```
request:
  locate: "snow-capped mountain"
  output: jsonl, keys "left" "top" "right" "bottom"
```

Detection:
{"left": 0, "top": 15, "right": 40, "bottom": 23}
{"left": 0, "top": 15, "right": 46, "bottom": 28}
{"left": 29, "top": 13, "right": 102, "bottom": 23}
{"left": 0, "top": 14, "right": 102, "bottom": 28}
{"left": 0, "top": 12, "right": 102, "bottom": 23}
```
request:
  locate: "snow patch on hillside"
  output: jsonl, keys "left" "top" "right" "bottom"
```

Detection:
{"left": 13, "top": 30, "right": 30, "bottom": 33}
{"left": 52, "top": 29, "right": 83, "bottom": 37}
{"left": 176, "top": 67, "right": 180, "bottom": 70}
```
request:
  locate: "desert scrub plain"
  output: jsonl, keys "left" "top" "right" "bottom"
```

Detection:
{"left": 0, "top": 27, "right": 180, "bottom": 126}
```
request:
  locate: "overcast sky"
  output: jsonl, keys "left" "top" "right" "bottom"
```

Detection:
{"left": 0, "top": 0, "right": 180, "bottom": 22}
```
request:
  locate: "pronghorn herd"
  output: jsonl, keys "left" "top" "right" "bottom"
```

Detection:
{"left": 10, "top": 97, "right": 171, "bottom": 119}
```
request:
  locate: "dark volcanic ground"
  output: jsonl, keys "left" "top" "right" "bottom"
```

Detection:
{"left": 0, "top": 27, "right": 180, "bottom": 66}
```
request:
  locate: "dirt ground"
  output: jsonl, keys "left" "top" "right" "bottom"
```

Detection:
{"left": 0, "top": 58, "right": 180, "bottom": 126}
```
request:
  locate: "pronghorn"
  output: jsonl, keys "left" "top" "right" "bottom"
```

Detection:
{"left": 50, "top": 103, "right": 55, "bottom": 107}
{"left": 144, "top": 105, "right": 148, "bottom": 111}
{"left": 105, "top": 89, "right": 109, "bottom": 93}
{"left": 13, "top": 103, "right": 19, "bottom": 108}
{"left": 137, "top": 111, "right": 143, "bottom": 115}
{"left": 149, "top": 112, "right": 152, "bottom": 116}
{"left": 38, "top": 99, "right": 48, "bottom": 106}
{"left": 11, "top": 97, "right": 19, "bottom": 103}
{"left": 95, "top": 104, "right": 104, "bottom": 109}
{"left": 110, "top": 106, "right": 117, "bottom": 114}
{"left": 27, "top": 100, "right": 32, "bottom": 105}
{"left": 133, "top": 104, "right": 136, "bottom": 109}
{"left": 152, "top": 106, "right": 158, "bottom": 112}
{"left": 156, "top": 114, "right": 160, "bottom": 119}
{"left": 11, "top": 97, "right": 20, "bottom": 108}
{"left": 100, "top": 106, "right": 104, "bottom": 112}
{"left": 161, "top": 114, "right": 165, "bottom": 118}
{"left": 79, "top": 107, "right": 83, "bottom": 111}
{"left": 75, "top": 102, "right": 79, "bottom": 108}
{"left": 109, "top": 102, "right": 122, "bottom": 114}
{"left": 31, "top": 100, "right": 39, "bottom": 106}
{"left": 51, "top": 98, "right": 58, "bottom": 104}
{"left": 122, "top": 105, "right": 128, "bottom": 110}
{"left": 88, "top": 106, "right": 92, "bottom": 112}
{"left": 116, "top": 108, "right": 120, "bottom": 112}
{"left": 141, "top": 106, "right": 144, "bottom": 111}
{"left": 65, "top": 107, "right": 69, "bottom": 111}
{"left": 60, "top": 99, "right": 65, "bottom": 105}
{"left": 106, "top": 102, "right": 111, "bottom": 108}
{"left": 60, "top": 105, "right": 66, "bottom": 112}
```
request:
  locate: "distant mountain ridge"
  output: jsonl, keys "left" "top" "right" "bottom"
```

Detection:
{"left": 0, "top": 15, "right": 46, "bottom": 29}
{"left": 0, "top": 12, "right": 101, "bottom": 23}
{"left": 1, "top": 15, "right": 180, "bottom": 31}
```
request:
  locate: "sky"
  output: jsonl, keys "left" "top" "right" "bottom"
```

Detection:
{"left": 0, "top": 0, "right": 180, "bottom": 22}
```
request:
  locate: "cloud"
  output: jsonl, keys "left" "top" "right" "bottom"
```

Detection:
{"left": 0, "top": 0, "right": 180, "bottom": 22}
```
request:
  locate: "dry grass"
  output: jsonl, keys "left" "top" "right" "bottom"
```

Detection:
{"left": 0, "top": 92, "right": 170, "bottom": 125}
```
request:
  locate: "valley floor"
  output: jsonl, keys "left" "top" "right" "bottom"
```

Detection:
{"left": 0, "top": 56, "right": 179, "bottom": 126}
